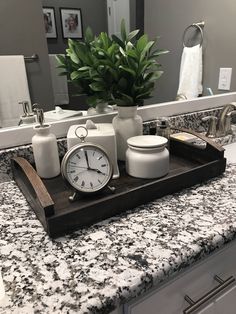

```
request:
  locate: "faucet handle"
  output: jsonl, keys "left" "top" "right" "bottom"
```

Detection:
{"left": 229, "top": 102, "right": 236, "bottom": 109}
{"left": 18, "top": 101, "right": 32, "bottom": 117}
{"left": 201, "top": 116, "right": 218, "bottom": 138}
{"left": 227, "top": 110, "right": 236, "bottom": 117}
{"left": 225, "top": 110, "right": 236, "bottom": 135}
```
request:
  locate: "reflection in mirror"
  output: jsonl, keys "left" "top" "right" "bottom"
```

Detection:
{"left": 0, "top": 0, "right": 236, "bottom": 130}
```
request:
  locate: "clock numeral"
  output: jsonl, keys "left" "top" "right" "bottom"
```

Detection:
{"left": 90, "top": 182, "right": 93, "bottom": 188}
{"left": 76, "top": 154, "right": 81, "bottom": 159}
{"left": 74, "top": 176, "right": 79, "bottom": 182}
{"left": 98, "top": 156, "right": 103, "bottom": 160}
{"left": 101, "top": 164, "right": 106, "bottom": 167}
{"left": 93, "top": 151, "right": 95, "bottom": 156}
{"left": 69, "top": 161, "right": 76, "bottom": 165}
{"left": 81, "top": 180, "right": 85, "bottom": 187}
{"left": 70, "top": 170, "right": 76, "bottom": 174}
{"left": 98, "top": 179, "right": 102, "bottom": 184}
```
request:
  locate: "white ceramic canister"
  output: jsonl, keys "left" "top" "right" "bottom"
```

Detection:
{"left": 32, "top": 124, "right": 60, "bottom": 178}
{"left": 126, "top": 135, "right": 169, "bottom": 179}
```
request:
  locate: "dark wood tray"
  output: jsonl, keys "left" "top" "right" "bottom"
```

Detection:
{"left": 11, "top": 129, "right": 226, "bottom": 238}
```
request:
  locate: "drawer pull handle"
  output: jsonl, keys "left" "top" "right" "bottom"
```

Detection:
{"left": 183, "top": 275, "right": 235, "bottom": 314}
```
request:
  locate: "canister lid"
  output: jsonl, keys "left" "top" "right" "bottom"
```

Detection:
{"left": 127, "top": 135, "right": 167, "bottom": 148}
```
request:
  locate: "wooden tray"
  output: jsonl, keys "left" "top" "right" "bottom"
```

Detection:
{"left": 11, "top": 129, "right": 226, "bottom": 238}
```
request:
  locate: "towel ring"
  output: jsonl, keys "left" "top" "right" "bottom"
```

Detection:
{"left": 183, "top": 23, "right": 204, "bottom": 47}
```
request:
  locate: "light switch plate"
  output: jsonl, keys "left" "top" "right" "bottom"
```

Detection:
{"left": 218, "top": 67, "right": 232, "bottom": 90}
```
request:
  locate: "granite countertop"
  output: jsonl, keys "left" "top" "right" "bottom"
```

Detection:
{"left": 0, "top": 163, "right": 236, "bottom": 314}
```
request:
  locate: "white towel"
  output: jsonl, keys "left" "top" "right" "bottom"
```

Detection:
{"left": 177, "top": 44, "right": 203, "bottom": 100}
{"left": 0, "top": 55, "right": 31, "bottom": 128}
{"left": 49, "top": 54, "right": 69, "bottom": 106}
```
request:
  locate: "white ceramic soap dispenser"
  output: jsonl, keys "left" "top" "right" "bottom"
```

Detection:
{"left": 32, "top": 109, "right": 60, "bottom": 178}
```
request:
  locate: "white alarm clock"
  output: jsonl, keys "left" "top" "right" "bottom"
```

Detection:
{"left": 61, "top": 126, "right": 113, "bottom": 200}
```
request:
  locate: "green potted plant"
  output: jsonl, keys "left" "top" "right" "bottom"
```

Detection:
{"left": 57, "top": 20, "right": 168, "bottom": 159}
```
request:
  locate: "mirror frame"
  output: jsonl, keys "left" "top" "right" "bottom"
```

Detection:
{"left": 1, "top": 92, "right": 236, "bottom": 150}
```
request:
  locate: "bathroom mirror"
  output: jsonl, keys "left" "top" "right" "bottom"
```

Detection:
{"left": 0, "top": 0, "right": 236, "bottom": 131}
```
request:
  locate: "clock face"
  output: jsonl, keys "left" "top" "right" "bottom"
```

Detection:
{"left": 61, "top": 144, "right": 113, "bottom": 193}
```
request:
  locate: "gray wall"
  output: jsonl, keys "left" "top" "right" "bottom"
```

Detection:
{"left": 42, "top": 0, "right": 108, "bottom": 54}
{"left": 145, "top": 0, "right": 236, "bottom": 104}
{"left": 0, "top": 0, "right": 54, "bottom": 110}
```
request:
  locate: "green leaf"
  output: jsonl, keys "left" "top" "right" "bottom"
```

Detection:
{"left": 108, "top": 43, "right": 117, "bottom": 56}
{"left": 112, "top": 98, "right": 125, "bottom": 106}
{"left": 149, "top": 71, "right": 163, "bottom": 81}
{"left": 56, "top": 54, "right": 66, "bottom": 66}
{"left": 152, "top": 49, "right": 169, "bottom": 56}
{"left": 127, "top": 29, "right": 139, "bottom": 42}
{"left": 141, "top": 41, "right": 155, "bottom": 58}
{"left": 112, "top": 34, "right": 125, "bottom": 49}
{"left": 137, "top": 34, "right": 148, "bottom": 52}
{"left": 78, "top": 66, "right": 91, "bottom": 72}
{"left": 73, "top": 41, "right": 91, "bottom": 65}
{"left": 85, "top": 27, "right": 93, "bottom": 43}
{"left": 119, "top": 47, "right": 126, "bottom": 57}
{"left": 71, "top": 71, "right": 81, "bottom": 80}
{"left": 89, "top": 82, "right": 105, "bottom": 92}
{"left": 118, "top": 92, "right": 134, "bottom": 104}
{"left": 119, "top": 65, "right": 136, "bottom": 77}
{"left": 126, "top": 50, "right": 138, "bottom": 59}
{"left": 67, "top": 51, "right": 80, "bottom": 64}
{"left": 100, "top": 32, "right": 109, "bottom": 50}
{"left": 120, "top": 19, "right": 127, "bottom": 42}
{"left": 136, "top": 91, "right": 152, "bottom": 99}
{"left": 149, "top": 49, "right": 169, "bottom": 59}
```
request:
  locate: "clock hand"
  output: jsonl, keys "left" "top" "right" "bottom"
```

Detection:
{"left": 89, "top": 167, "right": 106, "bottom": 175}
{"left": 70, "top": 165, "right": 88, "bottom": 169}
{"left": 84, "top": 150, "right": 90, "bottom": 169}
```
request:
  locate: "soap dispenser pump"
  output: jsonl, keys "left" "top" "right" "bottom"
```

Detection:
{"left": 32, "top": 109, "right": 60, "bottom": 178}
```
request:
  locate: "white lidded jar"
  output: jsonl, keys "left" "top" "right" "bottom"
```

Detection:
{"left": 32, "top": 109, "right": 60, "bottom": 178}
{"left": 126, "top": 135, "right": 169, "bottom": 179}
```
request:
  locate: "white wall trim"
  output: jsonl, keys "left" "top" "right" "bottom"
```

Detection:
{"left": 1, "top": 92, "right": 236, "bottom": 149}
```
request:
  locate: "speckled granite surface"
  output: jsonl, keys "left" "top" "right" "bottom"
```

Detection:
{"left": 0, "top": 163, "right": 236, "bottom": 314}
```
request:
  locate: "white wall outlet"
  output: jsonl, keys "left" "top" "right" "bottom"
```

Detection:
{"left": 218, "top": 67, "right": 232, "bottom": 90}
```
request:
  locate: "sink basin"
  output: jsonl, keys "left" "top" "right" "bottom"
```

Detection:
{"left": 224, "top": 142, "right": 236, "bottom": 163}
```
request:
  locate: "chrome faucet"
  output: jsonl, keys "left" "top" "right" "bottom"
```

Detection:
{"left": 216, "top": 102, "right": 236, "bottom": 137}
{"left": 201, "top": 116, "right": 217, "bottom": 138}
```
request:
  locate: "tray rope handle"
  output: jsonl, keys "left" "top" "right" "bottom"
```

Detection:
{"left": 11, "top": 157, "right": 55, "bottom": 217}
{"left": 171, "top": 127, "right": 225, "bottom": 153}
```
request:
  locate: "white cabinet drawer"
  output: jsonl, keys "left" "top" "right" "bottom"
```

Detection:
{"left": 198, "top": 285, "right": 236, "bottom": 314}
{"left": 125, "top": 240, "right": 236, "bottom": 314}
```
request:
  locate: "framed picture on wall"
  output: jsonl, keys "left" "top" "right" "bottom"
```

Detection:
{"left": 43, "top": 7, "right": 57, "bottom": 38}
{"left": 60, "top": 8, "right": 83, "bottom": 39}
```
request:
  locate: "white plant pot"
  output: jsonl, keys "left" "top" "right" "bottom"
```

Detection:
{"left": 112, "top": 106, "right": 143, "bottom": 161}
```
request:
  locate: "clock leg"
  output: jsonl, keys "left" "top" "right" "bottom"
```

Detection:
{"left": 107, "top": 185, "right": 116, "bottom": 194}
{"left": 69, "top": 192, "right": 79, "bottom": 202}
